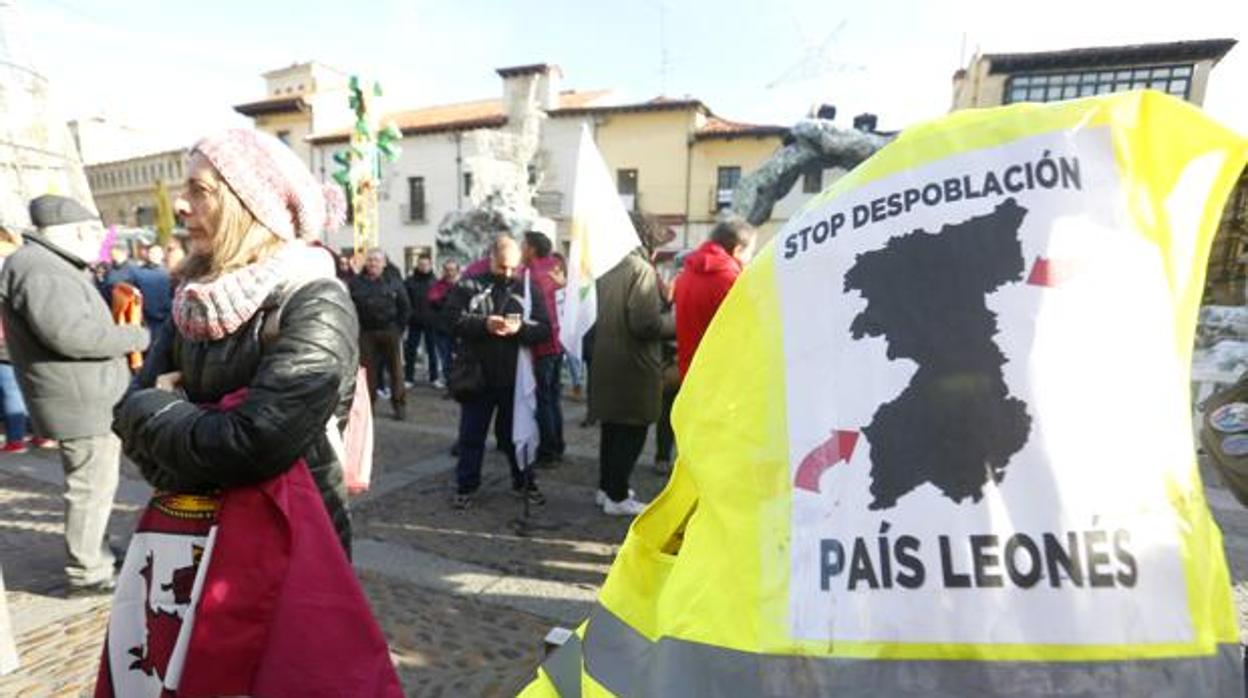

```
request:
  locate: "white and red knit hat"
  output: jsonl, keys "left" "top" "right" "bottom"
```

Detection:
{"left": 191, "top": 129, "right": 346, "bottom": 241}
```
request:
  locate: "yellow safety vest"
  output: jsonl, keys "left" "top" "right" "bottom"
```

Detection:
{"left": 524, "top": 91, "right": 1248, "bottom": 697}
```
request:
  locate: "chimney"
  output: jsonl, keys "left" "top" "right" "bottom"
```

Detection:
{"left": 853, "top": 113, "right": 878, "bottom": 133}
{"left": 497, "top": 63, "right": 562, "bottom": 114}
{"left": 814, "top": 104, "right": 837, "bottom": 121}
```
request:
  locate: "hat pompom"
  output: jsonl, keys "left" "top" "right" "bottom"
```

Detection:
{"left": 323, "top": 184, "right": 347, "bottom": 231}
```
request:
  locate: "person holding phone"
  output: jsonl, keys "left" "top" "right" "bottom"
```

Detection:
{"left": 443, "top": 235, "right": 551, "bottom": 509}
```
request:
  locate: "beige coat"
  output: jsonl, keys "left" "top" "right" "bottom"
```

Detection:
{"left": 589, "top": 249, "right": 675, "bottom": 425}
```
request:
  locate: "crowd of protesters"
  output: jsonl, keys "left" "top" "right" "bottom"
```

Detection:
{"left": 0, "top": 126, "right": 756, "bottom": 689}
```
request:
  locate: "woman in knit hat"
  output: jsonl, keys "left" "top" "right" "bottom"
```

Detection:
{"left": 113, "top": 128, "right": 360, "bottom": 553}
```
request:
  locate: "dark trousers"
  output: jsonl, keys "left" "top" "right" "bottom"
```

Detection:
{"left": 600, "top": 422, "right": 648, "bottom": 502}
{"left": 656, "top": 385, "right": 678, "bottom": 463}
{"left": 434, "top": 331, "right": 455, "bottom": 382}
{"left": 534, "top": 353, "right": 565, "bottom": 460}
{"left": 360, "top": 328, "right": 406, "bottom": 407}
{"left": 456, "top": 385, "right": 530, "bottom": 494}
{"left": 404, "top": 323, "right": 439, "bottom": 383}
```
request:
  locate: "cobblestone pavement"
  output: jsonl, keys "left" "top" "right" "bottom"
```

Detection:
{"left": 0, "top": 384, "right": 663, "bottom": 696}
{"left": 3, "top": 381, "right": 1248, "bottom": 696}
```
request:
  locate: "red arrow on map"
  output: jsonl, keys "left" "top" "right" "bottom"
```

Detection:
{"left": 794, "top": 430, "right": 860, "bottom": 493}
{"left": 1027, "top": 256, "right": 1081, "bottom": 288}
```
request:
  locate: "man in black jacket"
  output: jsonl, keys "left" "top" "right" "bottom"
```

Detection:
{"left": 0, "top": 195, "right": 150, "bottom": 595}
{"left": 403, "top": 253, "right": 439, "bottom": 387}
{"left": 350, "top": 248, "right": 410, "bottom": 420}
{"left": 444, "top": 236, "right": 550, "bottom": 509}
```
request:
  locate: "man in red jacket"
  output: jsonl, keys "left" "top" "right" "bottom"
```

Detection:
{"left": 674, "top": 217, "right": 756, "bottom": 378}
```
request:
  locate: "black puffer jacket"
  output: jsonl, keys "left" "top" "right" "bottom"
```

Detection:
{"left": 405, "top": 270, "right": 435, "bottom": 327}
{"left": 114, "top": 278, "right": 359, "bottom": 554}
{"left": 444, "top": 272, "right": 550, "bottom": 388}
{"left": 350, "top": 273, "right": 409, "bottom": 331}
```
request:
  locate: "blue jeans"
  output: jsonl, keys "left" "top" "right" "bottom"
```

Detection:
{"left": 566, "top": 353, "right": 585, "bottom": 389}
{"left": 534, "top": 354, "right": 565, "bottom": 460}
{"left": 404, "top": 324, "right": 439, "bottom": 383}
{"left": 455, "top": 385, "right": 529, "bottom": 494}
{"left": 0, "top": 363, "right": 27, "bottom": 444}
{"left": 434, "top": 331, "right": 455, "bottom": 382}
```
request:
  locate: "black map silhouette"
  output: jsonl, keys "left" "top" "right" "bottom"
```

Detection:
{"left": 844, "top": 197, "right": 1033, "bottom": 509}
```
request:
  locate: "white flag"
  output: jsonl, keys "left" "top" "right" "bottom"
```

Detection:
{"left": 558, "top": 124, "right": 642, "bottom": 361}
{"left": 513, "top": 270, "right": 539, "bottom": 470}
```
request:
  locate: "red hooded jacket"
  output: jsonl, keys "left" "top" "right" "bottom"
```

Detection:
{"left": 674, "top": 240, "right": 743, "bottom": 377}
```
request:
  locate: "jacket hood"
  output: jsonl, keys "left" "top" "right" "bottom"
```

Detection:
{"left": 684, "top": 241, "right": 740, "bottom": 276}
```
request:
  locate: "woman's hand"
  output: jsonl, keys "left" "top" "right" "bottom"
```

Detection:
{"left": 155, "top": 371, "right": 182, "bottom": 392}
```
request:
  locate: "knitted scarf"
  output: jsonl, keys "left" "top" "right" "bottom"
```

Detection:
{"left": 172, "top": 243, "right": 335, "bottom": 342}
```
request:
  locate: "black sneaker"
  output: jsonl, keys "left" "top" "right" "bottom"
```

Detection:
{"left": 452, "top": 493, "right": 474, "bottom": 510}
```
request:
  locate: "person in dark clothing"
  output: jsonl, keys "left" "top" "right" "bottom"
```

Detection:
{"left": 113, "top": 128, "right": 359, "bottom": 556}
{"left": 335, "top": 253, "right": 355, "bottom": 282}
{"left": 97, "top": 241, "right": 137, "bottom": 301}
{"left": 131, "top": 243, "right": 173, "bottom": 340}
{"left": 443, "top": 236, "right": 550, "bottom": 509}
{"left": 579, "top": 325, "right": 597, "bottom": 428}
{"left": 350, "top": 248, "right": 411, "bottom": 420}
{"left": 404, "top": 253, "right": 439, "bottom": 386}
{"left": 427, "top": 258, "right": 461, "bottom": 393}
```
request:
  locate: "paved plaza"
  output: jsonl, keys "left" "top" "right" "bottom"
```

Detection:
{"left": 0, "top": 385, "right": 672, "bottom": 696}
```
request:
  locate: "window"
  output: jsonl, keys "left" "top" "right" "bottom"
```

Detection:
{"left": 276, "top": 130, "right": 291, "bottom": 146}
{"left": 617, "top": 168, "right": 638, "bottom": 210}
{"left": 617, "top": 169, "right": 638, "bottom": 196}
{"left": 407, "top": 177, "right": 426, "bottom": 222}
{"left": 462, "top": 172, "right": 473, "bottom": 199}
{"left": 1004, "top": 64, "right": 1193, "bottom": 105}
{"left": 715, "top": 166, "right": 741, "bottom": 211}
{"left": 803, "top": 167, "right": 824, "bottom": 194}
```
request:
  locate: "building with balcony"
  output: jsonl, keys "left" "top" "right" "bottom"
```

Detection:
{"left": 233, "top": 61, "right": 354, "bottom": 169}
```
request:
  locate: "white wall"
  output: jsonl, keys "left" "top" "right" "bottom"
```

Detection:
{"left": 313, "top": 130, "right": 468, "bottom": 266}
{"left": 313, "top": 112, "right": 606, "bottom": 269}
{"left": 536, "top": 115, "right": 594, "bottom": 243}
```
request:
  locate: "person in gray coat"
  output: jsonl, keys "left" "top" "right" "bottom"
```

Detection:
{"left": 0, "top": 195, "right": 150, "bottom": 595}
